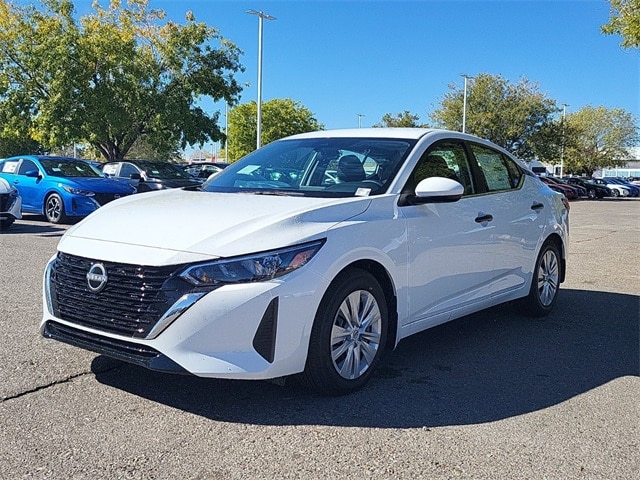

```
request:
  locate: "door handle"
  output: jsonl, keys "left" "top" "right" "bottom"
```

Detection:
{"left": 531, "top": 202, "right": 544, "bottom": 211}
{"left": 475, "top": 214, "right": 493, "bottom": 223}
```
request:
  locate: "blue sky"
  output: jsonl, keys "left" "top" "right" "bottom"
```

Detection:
{"left": 17, "top": 1, "right": 640, "bottom": 143}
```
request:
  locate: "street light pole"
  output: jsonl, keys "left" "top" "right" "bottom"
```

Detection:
{"left": 246, "top": 10, "right": 276, "bottom": 150}
{"left": 460, "top": 74, "right": 473, "bottom": 133}
{"left": 225, "top": 102, "right": 229, "bottom": 163}
{"left": 356, "top": 114, "right": 365, "bottom": 128}
{"left": 560, "top": 103, "right": 569, "bottom": 177}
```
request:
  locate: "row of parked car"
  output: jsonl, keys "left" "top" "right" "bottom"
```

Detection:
{"left": 1, "top": 153, "right": 636, "bottom": 229}
{"left": 538, "top": 175, "right": 640, "bottom": 200}
{"left": 0, "top": 155, "right": 229, "bottom": 227}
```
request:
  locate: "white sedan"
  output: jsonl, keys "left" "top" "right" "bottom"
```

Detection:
{"left": 41, "top": 129, "right": 569, "bottom": 395}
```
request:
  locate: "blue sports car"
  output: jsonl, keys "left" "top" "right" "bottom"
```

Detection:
{"left": 0, "top": 155, "right": 136, "bottom": 223}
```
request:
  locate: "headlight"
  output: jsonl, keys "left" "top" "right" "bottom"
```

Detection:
{"left": 61, "top": 185, "right": 95, "bottom": 197}
{"left": 180, "top": 239, "right": 325, "bottom": 286}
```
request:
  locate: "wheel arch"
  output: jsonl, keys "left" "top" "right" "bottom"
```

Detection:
{"left": 332, "top": 259, "right": 399, "bottom": 353}
{"left": 42, "top": 188, "right": 67, "bottom": 214}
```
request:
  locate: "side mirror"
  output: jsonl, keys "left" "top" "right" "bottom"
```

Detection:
{"left": 130, "top": 173, "right": 142, "bottom": 181}
{"left": 402, "top": 177, "right": 464, "bottom": 205}
{"left": 25, "top": 170, "right": 42, "bottom": 179}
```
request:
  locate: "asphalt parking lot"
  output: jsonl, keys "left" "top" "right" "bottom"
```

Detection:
{"left": 0, "top": 198, "right": 638, "bottom": 479}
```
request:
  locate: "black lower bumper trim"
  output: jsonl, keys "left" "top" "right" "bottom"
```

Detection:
{"left": 43, "top": 321, "right": 190, "bottom": 375}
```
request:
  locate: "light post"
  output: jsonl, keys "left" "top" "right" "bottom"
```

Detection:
{"left": 225, "top": 102, "right": 228, "bottom": 163}
{"left": 560, "top": 103, "right": 569, "bottom": 177}
{"left": 246, "top": 9, "right": 276, "bottom": 149}
{"left": 460, "top": 74, "right": 474, "bottom": 133}
{"left": 356, "top": 113, "right": 365, "bottom": 128}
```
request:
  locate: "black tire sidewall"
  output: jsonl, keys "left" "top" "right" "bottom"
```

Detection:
{"left": 303, "top": 269, "right": 388, "bottom": 395}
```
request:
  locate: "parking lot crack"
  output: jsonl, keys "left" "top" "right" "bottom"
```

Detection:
{"left": 1, "top": 364, "right": 122, "bottom": 402}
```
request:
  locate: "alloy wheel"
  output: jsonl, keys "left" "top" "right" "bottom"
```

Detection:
{"left": 537, "top": 249, "right": 559, "bottom": 307}
{"left": 330, "top": 289, "right": 382, "bottom": 380}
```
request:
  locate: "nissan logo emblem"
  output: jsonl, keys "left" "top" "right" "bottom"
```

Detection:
{"left": 86, "top": 263, "right": 108, "bottom": 293}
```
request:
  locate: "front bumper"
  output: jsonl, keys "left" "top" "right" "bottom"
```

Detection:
{"left": 41, "top": 255, "right": 327, "bottom": 379}
{"left": 0, "top": 192, "right": 22, "bottom": 221}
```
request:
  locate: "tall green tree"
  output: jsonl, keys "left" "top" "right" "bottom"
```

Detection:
{"left": 563, "top": 106, "right": 639, "bottom": 176}
{"left": 227, "top": 98, "right": 323, "bottom": 161}
{"left": 430, "top": 73, "right": 559, "bottom": 160}
{"left": 374, "top": 110, "right": 428, "bottom": 128}
{"left": 0, "top": 0, "right": 243, "bottom": 162}
{"left": 602, "top": 0, "right": 640, "bottom": 48}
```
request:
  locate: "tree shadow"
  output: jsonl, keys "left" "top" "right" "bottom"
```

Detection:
{"left": 92, "top": 288, "right": 639, "bottom": 428}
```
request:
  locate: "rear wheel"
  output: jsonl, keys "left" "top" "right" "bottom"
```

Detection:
{"left": 612, "top": 189, "right": 620, "bottom": 197}
{"left": 300, "top": 269, "right": 388, "bottom": 395}
{"left": 521, "top": 241, "right": 561, "bottom": 317}
{"left": 45, "top": 193, "right": 66, "bottom": 224}
{"left": 587, "top": 188, "right": 597, "bottom": 200}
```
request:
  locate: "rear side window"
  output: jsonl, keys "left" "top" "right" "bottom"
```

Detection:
{"left": 1, "top": 161, "right": 19, "bottom": 174}
{"left": 120, "top": 163, "right": 139, "bottom": 178}
{"left": 470, "top": 144, "right": 522, "bottom": 192}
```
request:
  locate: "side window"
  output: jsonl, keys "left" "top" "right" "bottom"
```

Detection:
{"left": 17, "top": 159, "right": 38, "bottom": 176}
{"left": 119, "top": 163, "right": 139, "bottom": 178}
{"left": 1, "top": 160, "right": 20, "bottom": 174}
{"left": 405, "top": 141, "right": 475, "bottom": 195}
{"left": 102, "top": 163, "right": 119, "bottom": 177}
{"left": 470, "top": 144, "right": 520, "bottom": 192}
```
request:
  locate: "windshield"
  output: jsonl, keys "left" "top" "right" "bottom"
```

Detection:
{"left": 40, "top": 159, "right": 103, "bottom": 178}
{"left": 135, "top": 161, "right": 191, "bottom": 180}
{"left": 202, "top": 137, "right": 415, "bottom": 197}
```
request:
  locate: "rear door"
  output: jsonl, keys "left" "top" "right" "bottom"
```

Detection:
{"left": 467, "top": 142, "right": 547, "bottom": 295}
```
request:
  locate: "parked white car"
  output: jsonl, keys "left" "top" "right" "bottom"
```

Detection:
{"left": 41, "top": 129, "right": 569, "bottom": 395}
{"left": 592, "top": 178, "right": 631, "bottom": 197}
{"left": 0, "top": 177, "right": 22, "bottom": 230}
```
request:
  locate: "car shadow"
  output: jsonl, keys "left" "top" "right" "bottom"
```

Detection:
{"left": 1, "top": 218, "right": 66, "bottom": 236}
{"left": 92, "top": 288, "right": 639, "bottom": 428}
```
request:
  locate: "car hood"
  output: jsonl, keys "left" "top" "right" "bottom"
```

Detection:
{"left": 59, "top": 189, "right": 372, "bottom": 265}
{"left": 61, "top": 177, "right": 135, "bottom": 194}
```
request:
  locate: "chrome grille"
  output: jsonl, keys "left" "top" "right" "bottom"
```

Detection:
{"left": 50, "top": 252, "right": 183, "bottom": 338}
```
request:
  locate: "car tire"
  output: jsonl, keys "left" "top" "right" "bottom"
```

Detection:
{"left": 300, "top": 269, "right": 388, "bottom": 396}
{"left": 587, "top": 189, "right": 597, "bottom": 200}
{"left": 612, "top": 189, "right": 620, "bottom": 197}
{"left": 45, "top": 193, "right": 66, "bottom": 224}
{"left": 521, "top": 241, "right": 561, "bottom": 317}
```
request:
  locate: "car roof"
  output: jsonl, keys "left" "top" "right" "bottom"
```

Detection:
{"left": 284, "top": 127, "right": 438, "bottom": 140}
{"left": 105, "top": 159, "right": 181, "bottom": 166}
{"left": 3, "top": 155, "right": 83, "bottom": 162}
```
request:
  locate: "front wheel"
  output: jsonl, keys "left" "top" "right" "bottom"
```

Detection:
{"left": 300, "top": 269, "right": 388, "bottom": 395}
{"left": 521, "top": 241, "right": 561, "bottom": 317}
{"left": 587, "top": 188, "right": 597, "bottom": 200}
{"left": 45, "top": 193, "right": 66, "bottom": 224}
{"left": 612, "top": 189, "right": 620, "bottom": 197}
